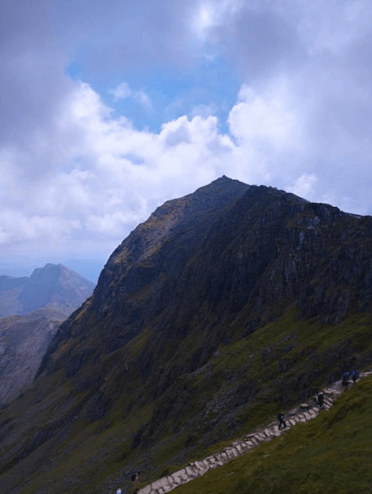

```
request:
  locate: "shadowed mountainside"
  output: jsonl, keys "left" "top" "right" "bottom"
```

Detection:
{"left": 0, "top": 306, "right": 71, "bottom": 404}
{"left": 1, "top": 176, "right": 372, "bottom": 494}
{"left": 0, "top": 263, "right": 95, "bottom": 316}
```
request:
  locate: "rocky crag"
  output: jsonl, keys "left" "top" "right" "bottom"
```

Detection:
{"left": 1, "top": 177, "right": 372, "bottom": 494}
{"left": 0, "top": 263, "right": 95, "bottom": 316}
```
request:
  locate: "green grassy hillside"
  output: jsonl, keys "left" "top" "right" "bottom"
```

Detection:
{"left": 174, "top": 375, "right": 372, "bottom": 494}
{"left": 1, "top": 309, "right": 371, "bottom": 494}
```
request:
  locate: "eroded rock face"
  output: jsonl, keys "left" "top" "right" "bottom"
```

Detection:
{"left": 0, "top": 307, "right": 71, "bottom": 404}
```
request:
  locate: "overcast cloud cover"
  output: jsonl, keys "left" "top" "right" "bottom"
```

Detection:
{"left": 1, "top": 0, "right": 372, "bottom": 280}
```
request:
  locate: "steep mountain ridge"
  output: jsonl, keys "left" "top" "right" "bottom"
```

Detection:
{"left": 0, "top": 263, "right": 95, "bottom": 316}
{"left": 1, "top": 177, "right": 372, "bottom": 494}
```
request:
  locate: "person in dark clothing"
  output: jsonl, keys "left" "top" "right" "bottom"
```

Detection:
{"left": 342, "top": 371, "right": 350, "bottom": 386}
{"left": 317, "top": 392, "right": 324, "bottom": 409}
{"left": 277, "top": 413, "right": 286, "bottom": 430}
{"left": 131, "top": 473, "right": 139, "bottom": 482}
{"left": 351, "top": 369, "right": 360, "bottom": 383}
{"left": 131, "top": 472, "right": 140, "bottom": 494}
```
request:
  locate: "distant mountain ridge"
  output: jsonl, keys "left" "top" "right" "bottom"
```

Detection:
{"left": 0, "top": 263, "right": 95, "bottom": 316}
{"left": 1, "top": 177, "right": 372, "bottom": 494}
{"left": 0, "top": 263, "right": 95, "bottom": 404}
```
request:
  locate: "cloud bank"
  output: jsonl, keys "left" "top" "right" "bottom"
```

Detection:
{"left": 1, "top": 0, "right": 372, "bottom": 265}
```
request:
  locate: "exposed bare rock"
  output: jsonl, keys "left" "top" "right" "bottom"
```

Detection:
{"left": 0, "top": 306, "right": 71, "bottom": 404}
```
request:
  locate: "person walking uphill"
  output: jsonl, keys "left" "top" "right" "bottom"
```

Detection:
{"left": 342, "top": 371, "right": 350, "bottom": 386}
{"left": 351, "top": 369, "right": 359, "bottom": 383}
{"left": 131, "top": 471, "right": 140, "bottom": 494}
{"left": 277, "top": 413, "right": 286, "bottom": 430}
{"left": 317, "top": 391, "right": 324, "bottom": 409}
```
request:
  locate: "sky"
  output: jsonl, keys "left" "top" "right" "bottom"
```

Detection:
{"left": 1, "top": 0, "right": 372, "bottom": 282}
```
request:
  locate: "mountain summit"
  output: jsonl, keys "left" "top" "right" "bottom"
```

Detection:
{"left": 1, "top": 177, "right": 372, "bottom": 494}
{"left": 0, "top": 264, "right": 95, "bottom": 404}
{"left": 0, "top": 263, "right": 95, "bottom": 316}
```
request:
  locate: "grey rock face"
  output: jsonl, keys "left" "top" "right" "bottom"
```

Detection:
{"left": 0, "top": 306, "right": 71, "bottom": 404}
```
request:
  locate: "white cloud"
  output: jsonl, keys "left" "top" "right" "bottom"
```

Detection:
{"left": 190, "top": 103, "right": 217, "bottom": 118}
{"left": 288, "top": 173, "right": 318, "bottom": 200}
{"left": 0, "top": 210, "right": 82, "bottom": 245}
{"left": 0, "top": 82, "right": 243, "bottom": 250}
{"left": 228, "top": 78, "right": 304, "bottom": 153}
{"left": 191, "top": 0, "right": 244, "bottom": 40}
{"left": 109, "top": 82, "right": 131, "bottom": 101}
{"left": 3, "top": 0, "right": 372, "bottom": 263}
{"left": 110, "top": 82, "right": 152, "bottom": 110}
{"left": 133, "top": 90, "right": 153, "bottom": 111}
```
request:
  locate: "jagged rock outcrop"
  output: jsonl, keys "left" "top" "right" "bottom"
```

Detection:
{"left": 0, "top": 263, "right": 95, "bottom": 316}
{"left": 1, "top": 177, "right": 372, "bottom": 494}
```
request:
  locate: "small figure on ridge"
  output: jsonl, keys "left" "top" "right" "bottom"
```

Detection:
{"left": 351, "top": 369, "right": 360, "bottom": 383}
{"left": 131, "top": 471, "right": 140, "bottom": 494}
{"left": 342, "top": 370, "right": 350, "bottom": 386}
{"left": 277, "top": 413, "right": 286, "bottom": 430}
{"left": 317, "top": 391, "right": 324, "bottom": 409}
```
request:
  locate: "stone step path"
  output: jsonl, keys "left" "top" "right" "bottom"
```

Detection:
{"left": 134, "top": 371, "right": 372, "bottom": 494}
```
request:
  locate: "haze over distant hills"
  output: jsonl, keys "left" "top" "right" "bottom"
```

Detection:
{"left": 0, "top": 263, "right": 95, "bottom": 404}
{"left": 0, "top": 258, "right": 105, "bottom": 284}
{"left": 0, "top": 263, "right": 95, "bottom": 316}
{"left": 1, "top": 177, "right": 372, "bottom": 493}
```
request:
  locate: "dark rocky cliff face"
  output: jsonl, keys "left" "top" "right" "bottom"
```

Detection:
{"left": 1, "top": 177, "right": 372, "bottom": 494}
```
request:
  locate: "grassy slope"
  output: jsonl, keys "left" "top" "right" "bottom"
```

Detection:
{"left": 174, "top": 375, "right": 372, "bottom": 494}
{"left": 129, "top": 308, "right": 372, "bottom": 490}
{"left": 1, "top": 308, "right": 371, "bottom": 494}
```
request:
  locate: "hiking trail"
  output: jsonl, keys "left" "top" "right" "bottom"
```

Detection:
{"left": 130, "top": 371, "right": 372, "bottom": 494}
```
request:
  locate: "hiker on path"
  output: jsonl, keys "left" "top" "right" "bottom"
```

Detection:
{"left": 131, "top": 471, "right": 140, "bottom": 494}
{"left": 277, "top": 413, "right": 286, "bottom": 430}
{"left": 317, "top": 391, "right": 324, "bottom": 409}
{"left": 342, "top": 371, "right": 350, "bottom": 386}
{"left": 351, "top": 369, "right": 359, "bottom": 383}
